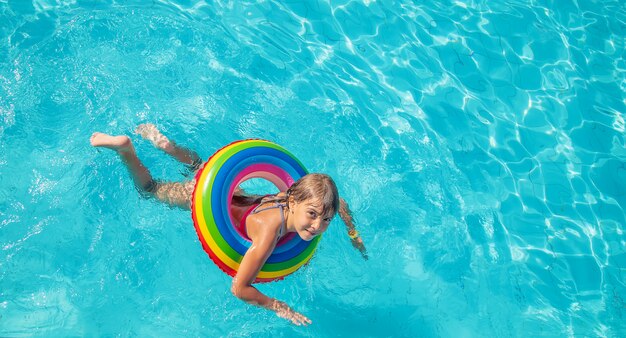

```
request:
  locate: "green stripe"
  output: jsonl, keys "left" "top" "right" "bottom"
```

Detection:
{"left": 202, "top": 146, "right": 243, "bottom": 262}
{"left": 260, "top": 236, "right": 321, "bottom": 272}
{"left": 203, "top": 141, "right": 273, "bottom": 262}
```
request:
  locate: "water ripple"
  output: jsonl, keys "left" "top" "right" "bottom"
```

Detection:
{"left": 1, "top": 0, "right": 626, "bottom": 336}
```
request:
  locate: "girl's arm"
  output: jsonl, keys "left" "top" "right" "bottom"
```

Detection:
{"left": 230, "top": 218, "right": 312, "bottom": 326}
{"left": 339, "top": 198, "right": 368, "bottom": 260}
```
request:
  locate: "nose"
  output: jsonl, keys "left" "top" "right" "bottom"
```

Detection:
{"left": 313, "top": 218, "right": 326, "bottom": 232}
{"left": 310, "top": 220, "right": 321, "bottom": 232}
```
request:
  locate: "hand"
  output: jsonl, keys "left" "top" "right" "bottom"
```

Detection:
{"left": 271, "top": 300, "right": 312, "bottom": 326}
{"left": 351, "top": 236, "right": 368, "bottom": 260}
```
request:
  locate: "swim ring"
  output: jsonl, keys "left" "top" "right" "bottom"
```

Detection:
{"left": 191, "top": 139, "right": 321, "bottom": 283}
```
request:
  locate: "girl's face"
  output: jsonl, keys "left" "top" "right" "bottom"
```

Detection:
{"left": 289, "top": 198, "right": 334, "bottom": 241}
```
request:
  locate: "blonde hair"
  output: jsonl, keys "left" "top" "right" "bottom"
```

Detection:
{"left": 285, "top": 173, "right": 339, "bottom": 216}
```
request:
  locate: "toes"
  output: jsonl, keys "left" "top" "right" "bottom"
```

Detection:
{"left": 156, "top": 136, "right": 172, "bottom": 150}
{"left": 90, "top": 132, "right": 101, "bottom": 145}
{"left": 135, "top": 125, "right": 146, "bottom": 135}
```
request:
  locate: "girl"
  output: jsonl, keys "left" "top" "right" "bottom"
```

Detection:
{"left": 90, "top": 124, "right": 367, "bottom": 325}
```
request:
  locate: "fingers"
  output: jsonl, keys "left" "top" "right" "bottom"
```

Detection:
{"left": 273, "top": 301, "right": 312, "bottom": 326}
{"left": 288, "top": 311, "right": 312, "bottom": 326}
{"left": 359, "top": 246, "right": 369, "bottom": 260}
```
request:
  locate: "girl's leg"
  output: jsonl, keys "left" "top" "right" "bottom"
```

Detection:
{"left": 90, "top": 132, "right": 154, "bottom": 191}
{"left": 135, "top": 123, "right": 202, "bottom": 170}
{"left": 90, "top": 132, "right": 193, "bottom": 209}
{"left": 150, "top": 180, "right": 194, "bottom": 210}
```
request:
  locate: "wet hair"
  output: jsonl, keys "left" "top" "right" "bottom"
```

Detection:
{"left": 232, "top": 173, "right": 340, "bottom": 216}
{"left": 286, "top": 173, "right": 340, "bottom": 217}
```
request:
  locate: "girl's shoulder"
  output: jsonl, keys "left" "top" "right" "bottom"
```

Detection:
{"left": 246, "top": 207, "right": 282, "bottom": 241}
{"left": 247, "top": 194, "right": 287, "bottom": 237}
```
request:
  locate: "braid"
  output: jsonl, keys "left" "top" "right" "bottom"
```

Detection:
{"left": 231, "top": 193, "right": 265, "bottom": 206}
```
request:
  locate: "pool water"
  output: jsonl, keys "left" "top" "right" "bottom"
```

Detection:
{"left": 1, "top": 0, "right": 625, "bottom": 336}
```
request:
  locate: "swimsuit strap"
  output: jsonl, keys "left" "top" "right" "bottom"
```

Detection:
{"left": 251, "top": 202, "right": 287, "bottom": 237}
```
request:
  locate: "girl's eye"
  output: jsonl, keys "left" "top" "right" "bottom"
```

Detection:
{"left": 323, "top": 217, "right": 332, "bottom": 222}
{"left": 308, "top": 211, "right": 317, "bottom": 218}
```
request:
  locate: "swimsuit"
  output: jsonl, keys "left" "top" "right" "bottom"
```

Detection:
{"left": 241, "top": 202, "right": 287, "bottom": 239}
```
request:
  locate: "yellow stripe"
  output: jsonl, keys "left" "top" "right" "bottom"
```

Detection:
{"left": 194, "top": 144, "right": 242, "bottom": 271}
{"left": 258, "top": 245, "right": 317, "bottom": 278}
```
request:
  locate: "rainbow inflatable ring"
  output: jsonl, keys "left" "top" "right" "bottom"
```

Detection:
{"left": 191, "top": 139, "right": 321, "bottom": 283}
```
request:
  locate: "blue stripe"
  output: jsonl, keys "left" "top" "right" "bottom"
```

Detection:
{"left": 209, "top": 146, "right": 310, "bottom": 263}
{"left": 217, "top": 154, "right": 301, "bottom": 249}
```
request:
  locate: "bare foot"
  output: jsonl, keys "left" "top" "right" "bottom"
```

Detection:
{"left": 135, "top": 123, "right": 173, "bottom": 151}
{"left": 90, "top": 132, "right": 132, "bottom": 152}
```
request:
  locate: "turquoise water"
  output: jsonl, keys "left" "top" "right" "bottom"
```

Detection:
{"left": 1, "top": 0, "right": 625, "bottom": 336}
